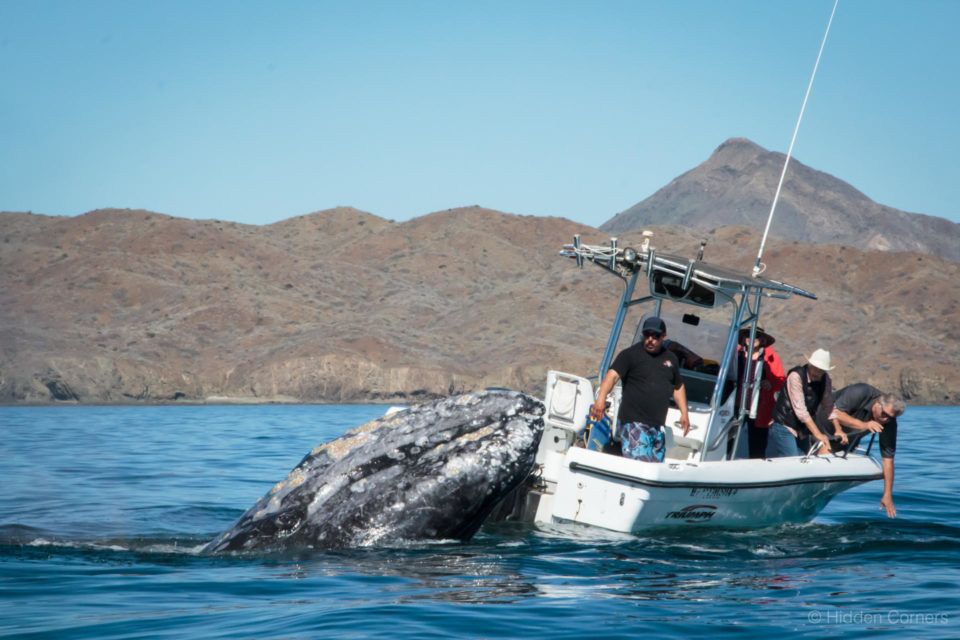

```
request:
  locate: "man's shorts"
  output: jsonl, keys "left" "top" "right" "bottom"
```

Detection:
{"left": 622, "top": 422, "right": 665, "bottom": 462}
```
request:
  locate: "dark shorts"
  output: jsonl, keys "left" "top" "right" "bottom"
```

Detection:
{"left": 747, "top": 420, "right": 770, "bottom": 459}
{"left": 622, "top": 422, "right": 665, "bottom": 462}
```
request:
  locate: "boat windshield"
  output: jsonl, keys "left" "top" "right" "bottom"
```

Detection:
{"left": 630, "top": 308, "right": 737, "bottom": 407}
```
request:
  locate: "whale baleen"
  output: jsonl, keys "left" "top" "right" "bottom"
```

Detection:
{"left": 203, "top": 389, "right": 544, "bottom": 553}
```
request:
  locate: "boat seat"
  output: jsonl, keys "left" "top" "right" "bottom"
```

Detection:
{"left": 548, "top": 378, "right": 579, "bottom": 423}
{"left": 539, "top": 371, "right": 594, "bottom": 464}
{"left": 544, "top": 371, "right": 592, "bottom": 431}
{"left": 663, "top": 424, "right": 703, "bottom": 461}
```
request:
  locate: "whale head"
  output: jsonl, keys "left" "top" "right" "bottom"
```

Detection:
{"left": 203, "top": 389, "right": 544, "bottom": 552}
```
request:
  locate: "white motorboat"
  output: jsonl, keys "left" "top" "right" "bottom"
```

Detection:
{"left": 498, "top": 233, "right": 883, "bottom": 532}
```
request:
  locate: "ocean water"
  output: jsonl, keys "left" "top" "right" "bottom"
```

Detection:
{"left": 1, "top": 404, "right": 958, "bottom": 639}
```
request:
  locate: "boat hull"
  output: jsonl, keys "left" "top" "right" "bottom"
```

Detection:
{"left": 531, "top": 447, "right": 883, "bottom": 533}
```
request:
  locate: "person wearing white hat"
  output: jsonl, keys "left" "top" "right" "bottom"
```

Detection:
{"left": 766, "top": 348, "right": 839, "bottom": 457}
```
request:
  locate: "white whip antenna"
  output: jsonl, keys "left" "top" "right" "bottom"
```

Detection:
{"left": 753, "top": 0, "right": 840, "bottom": 277}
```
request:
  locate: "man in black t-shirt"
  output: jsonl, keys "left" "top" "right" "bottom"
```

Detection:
{"left": 832, "top": 383, "right": 906, "bottom": 518}
{"left": 589, "top": 317, "right": 690, "bottom": 462}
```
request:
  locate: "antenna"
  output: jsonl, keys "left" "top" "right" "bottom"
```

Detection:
{"left": 753, "top": 0, "right": 840, "bottom": 277}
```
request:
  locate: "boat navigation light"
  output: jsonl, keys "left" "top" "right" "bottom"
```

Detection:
{"left": 641, "top": 230, "right": 653, "bottom": 253}
{"left": 621, "top": 247, "right": 638, "bottom": 265}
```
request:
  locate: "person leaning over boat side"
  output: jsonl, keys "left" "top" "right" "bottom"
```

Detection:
{"left": 589, "top": 316, "right": 690, "bottom": 462}
{"left": 831, "top": 384, "right": 906, "bottom": 518}
{"left": 736, "top": 327, "right": 785, "bottom": 459}
{"left": 766, "top": 348, "right": 838, "bottom": 458}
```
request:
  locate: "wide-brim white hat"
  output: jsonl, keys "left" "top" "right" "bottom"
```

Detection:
{"left": 806, "top": 348, "right": 835, "bottom": 371}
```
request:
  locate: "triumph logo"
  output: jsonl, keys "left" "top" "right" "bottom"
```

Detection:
{"left": 665, "top": 504, "right": 717, "bottom": 523}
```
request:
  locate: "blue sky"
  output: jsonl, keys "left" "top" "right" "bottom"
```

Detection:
{"left": 2, "top": 0, "right": 958, "bottom": 228}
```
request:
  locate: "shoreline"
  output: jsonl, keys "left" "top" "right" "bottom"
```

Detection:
{"left": 0, "top": 397, "right": 954, "bottom": 408}
{"left": 0, "top": 396, "right": 406, "bottom": 408}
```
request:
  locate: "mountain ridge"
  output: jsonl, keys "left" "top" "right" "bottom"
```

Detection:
{"left": 2, "top": 205, "right": 958, "bottom": 405}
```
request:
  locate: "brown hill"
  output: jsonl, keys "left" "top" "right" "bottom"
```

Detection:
{"left": 1, "top": 207, "right": 958, "bottom": 405}
{"left": 602, "top": 138, "right": 960, "bottom": 263}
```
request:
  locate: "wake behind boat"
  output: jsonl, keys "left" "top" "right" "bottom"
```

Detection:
{"left": 493, "top": 233, "right": 884, "bottom": 533}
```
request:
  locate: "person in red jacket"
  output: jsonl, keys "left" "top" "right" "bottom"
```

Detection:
{"left": 737, "top": 327, "right": 785, "bottom": 458}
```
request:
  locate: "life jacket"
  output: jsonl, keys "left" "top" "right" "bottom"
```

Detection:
{"left": 771, "top": 365, "right": 825, "bottom": 434}
{"left": 736, "top": 346, "right": 784, "bottom": 428}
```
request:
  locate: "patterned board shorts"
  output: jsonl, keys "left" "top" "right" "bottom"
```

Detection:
{"left": 622, "top": 422, "right": 665, "bottom": 462}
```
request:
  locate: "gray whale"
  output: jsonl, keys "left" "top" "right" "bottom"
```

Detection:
{"left": 203, "top": 389, "right": 544, "bottom": 552}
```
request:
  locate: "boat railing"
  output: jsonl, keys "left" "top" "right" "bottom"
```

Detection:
{"left": 706, "top": 417, "right": 739, "bottom": 454}
{"left": 560, "top": 235, "right": 817, "bottom": 301}
{"left": 838, "top": 432, "right": 877, "bottom": 459}
{"left": 807, "top": 431, "right": 878, "bottom": 459}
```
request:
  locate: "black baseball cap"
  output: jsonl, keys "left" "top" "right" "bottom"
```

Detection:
{"left": 642, "top": 317, "right": 666, "bottom": 334}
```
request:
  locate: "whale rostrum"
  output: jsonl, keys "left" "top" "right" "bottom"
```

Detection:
{"left": 203, "top": 390, "right": 545, "bottom": 552}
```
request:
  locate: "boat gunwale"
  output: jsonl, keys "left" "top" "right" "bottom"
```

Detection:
{"left": 567, "top": 459, "right": 884, "bottom": 490}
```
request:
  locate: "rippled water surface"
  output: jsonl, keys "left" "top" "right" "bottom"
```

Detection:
{"left": 2, "top": 404, "right": 958, "bottom": 638}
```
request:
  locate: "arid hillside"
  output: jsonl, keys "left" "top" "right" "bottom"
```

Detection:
{"left": 1, "top": 207, "right": 958, "bottom": 405}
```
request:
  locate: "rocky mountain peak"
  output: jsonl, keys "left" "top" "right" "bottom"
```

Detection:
{"left": 602, "top": 138, "right": 960, "bottom": 263}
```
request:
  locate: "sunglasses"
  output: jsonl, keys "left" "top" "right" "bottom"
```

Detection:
{"left": 879, "top": 408, "right": 895, "bottom": 422}
{"left": 642, "top": 331, "right": 663, "bottom": 339}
